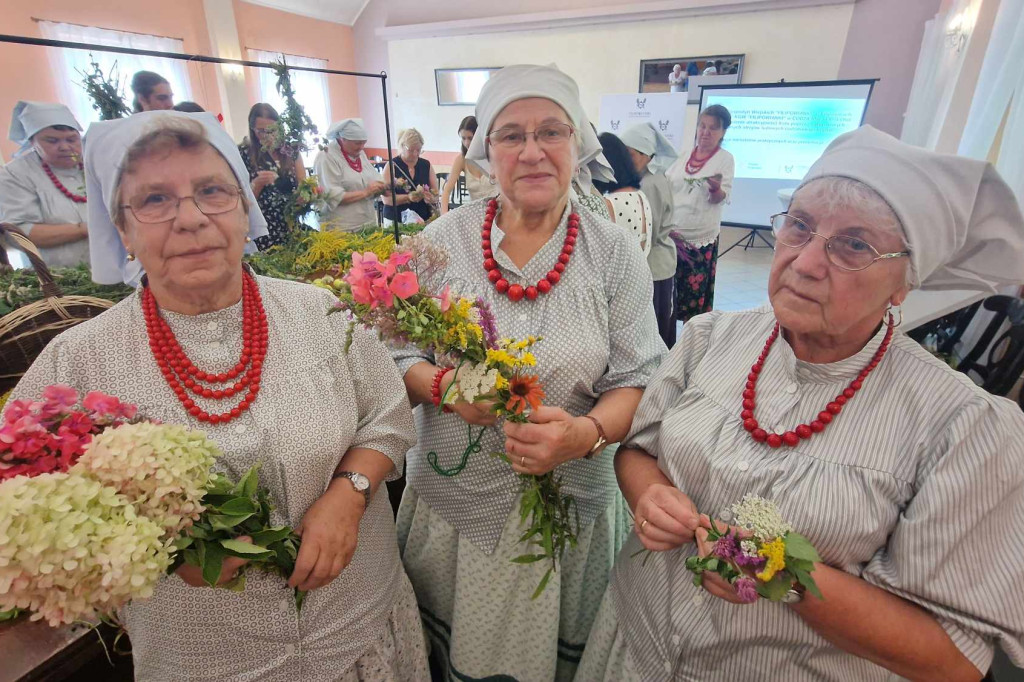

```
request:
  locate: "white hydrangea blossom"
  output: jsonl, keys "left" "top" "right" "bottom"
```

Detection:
{"left": 730, "top": 494, "right": 793, "bottom": 541}
{"left": 0, "top": 473, "right": 171, "bottom": 626}
{"left": 72, "top": 422, "right": 220, "bottom": 537}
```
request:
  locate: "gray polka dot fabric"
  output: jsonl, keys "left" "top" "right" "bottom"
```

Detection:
{"left": 392, "top": 197, "right": 667, "bottom": 554}
{"left": 10, "top": 275, "right": 428, "bottom": 680}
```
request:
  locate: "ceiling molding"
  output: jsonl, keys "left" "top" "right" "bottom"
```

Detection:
{"left": 375, "top": 0, "right": 856, "bottom": 40}
{"left": 239, "top": 0, "right": 362, "bottom": 26}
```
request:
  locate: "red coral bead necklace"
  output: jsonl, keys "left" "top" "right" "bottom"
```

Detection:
{"left": 481, "top": 198, "right": 579, "bottom": 302}
{"left": 143, "top": 271, "right": 268, "bottom": 425}
{"left": 41, "top": 159, "right": 87, "bottom": 203}
{"left": 742, "top": 314, "right": 894, "bottom": 448}
{"left": 341, "top": 149, "right": 363, "bottom": 173}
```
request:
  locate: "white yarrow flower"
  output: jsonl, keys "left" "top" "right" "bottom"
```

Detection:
{"left": 730, "top": 494, "right": 793, "bottom": 540}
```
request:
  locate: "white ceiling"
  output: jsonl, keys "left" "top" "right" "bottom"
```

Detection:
{"left": 239, "top": 0, "right": 370, "bottom": 26}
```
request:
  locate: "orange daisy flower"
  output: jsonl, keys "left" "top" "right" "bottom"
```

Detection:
{"left": 506, "top": 375, "right": 545, "bottom": 415}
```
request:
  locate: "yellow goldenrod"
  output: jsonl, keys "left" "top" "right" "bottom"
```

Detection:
{"left": 756, "top": 538, "right": 787, "bottom": 582}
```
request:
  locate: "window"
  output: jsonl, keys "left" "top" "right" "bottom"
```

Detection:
{"left": 435, "top": 68, "right": 500, "bottom": 106}
{"left": 38, "top": 21, "right": 193, "bottom": 128}
{"left": 247, "top": 49, "right": 331, "bottom": 167}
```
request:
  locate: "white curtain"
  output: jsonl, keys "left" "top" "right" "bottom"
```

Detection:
{"left": 247, "top": 49, "right": 331, "bottom": 167}
{"left": 958, "top": 0, "right": 1024, "bottom": 203}
{"left": 38, "top": 21, "right": 193, "bottom": 128}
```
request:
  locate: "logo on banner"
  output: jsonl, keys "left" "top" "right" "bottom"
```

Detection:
{"left": 658, "top": 119, "right": 669, "bottom": 131}
{"left": 636, "top": 98, "right": 647, "bottom": 110}
{"left": 611, "top": 120, "right": 621, "bottom": 131}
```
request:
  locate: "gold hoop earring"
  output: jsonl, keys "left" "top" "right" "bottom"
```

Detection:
{"left": 126, "top": 252, "right": 136, "bottom": 262}
{"left": 245, "top": 236, "right": 252, "bottom": 244}
{"left": 886, "top": 304, "right": 903, "bottom": 328}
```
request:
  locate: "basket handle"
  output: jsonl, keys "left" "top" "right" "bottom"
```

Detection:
{"left": 0, "top": 223, "right": 63, "bottom": 298}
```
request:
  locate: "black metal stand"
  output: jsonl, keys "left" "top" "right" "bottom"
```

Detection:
{"left": 719, "top": 226, "right": 775, "bottom": 257}
{"left": 0, "top": 33, "right": 400, "bottom": 242}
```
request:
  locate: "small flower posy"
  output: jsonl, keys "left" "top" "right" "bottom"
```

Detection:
{"left": 684, "top": 495, "right": 823, "bottom": 603}
{"left": 319, "top": 240, "right": 576, "bottom": 598}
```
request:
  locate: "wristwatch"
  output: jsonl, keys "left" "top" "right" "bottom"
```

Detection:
{"left": 582, "top": 415, "right": 608, "bottom": 459}
{"left": 781, "top": 583, "right": 806, "bottom": 604}
{"left": 332, "top": 471, "right": 371, "bottom": 509}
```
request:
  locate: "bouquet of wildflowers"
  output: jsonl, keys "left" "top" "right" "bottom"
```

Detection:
{"left": 0, "top": 388, "right": 305, "bottom": 628}
{"left": 286, "top": 176, "right": 335, "bottom": 228}
{"left": 317, "top": 236, "right": 577, "bottom": 597}
{"left": 685, "top": 494, "right": 823, "bottom": 602}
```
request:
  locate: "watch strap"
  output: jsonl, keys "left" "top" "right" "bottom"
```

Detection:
{"left": 332, "top": 470, "right": 371, "bottom": 508}
{"left": 582, "top": 415, "right": 608, "bottom": 459}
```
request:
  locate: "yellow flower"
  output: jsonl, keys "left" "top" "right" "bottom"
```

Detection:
{"left": 494, "top": 373, "right": 509, "bottom": 390}
{"left": 519, "top": 352, "right": 537, "bottom": 367}
{"left": 755, "top": 538, "right": 787, "bottom": 582}
{"left": 486, "top": 349, "right": 518, "bottom": 368}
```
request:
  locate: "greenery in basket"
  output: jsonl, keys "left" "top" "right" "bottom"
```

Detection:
{"left": 77, "top": 55, "right": 132, "bottom": 121}
{"left": 0, "top": 264, "right": 135, "bottom": 317}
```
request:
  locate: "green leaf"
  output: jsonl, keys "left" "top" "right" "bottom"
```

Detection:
{"left": 784, "top": 532, "right": 822, "bottom": 563}
{"left": 208, "top": 513, "right": 255, "bottom": 530}
{"left": 684, "top": 555, "right": 701, "bottom": 571}
{"left": 201, "top": 543, "right": 226, "bottom": 587}
{"left": 233, "top": 465, "right": 261, "bottom": 499}
{"left": 692, "top": 573, "right": 704, "bottom": 587}
{"left": 219, "top": 539, "right": 275, "bottom": 560}
{"left": 531, "top": 568, "right": 553, "bottom": 600}
{"left": 511, "top": 554, "right": 547, "bottom": 564}
{"left": 755, "top": 575, "right": 793, "bottom": 602}
{"left": 704, "top": 558, "right": 719, "bottom": 572}
{"left": 786, "top": 557, "right": 816, "bottom": 573}
{"left": 249, "top": 527, "right": 293, "bottom": 546}
{"left": 790, "top": 567, "right": 823, "bottom": 600}
{"left": 215, "top": 498, "right": 258, "bottom": 516}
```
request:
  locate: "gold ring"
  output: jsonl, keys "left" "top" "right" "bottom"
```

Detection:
{"left": 640, "top": 519, "right": 649, "bottom": 532}
{"left": 521, "top": 456, "right": 526, "bottom": 466}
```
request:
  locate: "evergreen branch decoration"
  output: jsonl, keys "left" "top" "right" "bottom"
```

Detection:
{"left": 269, "top": 57, "right": 323, "bottom": 160}
{"left": 77, "top": 55, "right": 131, "bottom": 121}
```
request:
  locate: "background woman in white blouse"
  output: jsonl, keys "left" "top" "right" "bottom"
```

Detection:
{"left": 666, "top": 104, "right": 735, "bottom": 323}
{"left": 440, "top": 115, "right": 496, "bottom": 213}
{"left": 0, "top": 101, "right": 89, "bottom": 266}
{"left": 13, "top": 112, "right": 428, "bottom": 680}
{"left": 314, "top": 118, "right": 388, "bottom": 231}
{"left": 578, "top": 125, "right": 1024, "bottom": 681}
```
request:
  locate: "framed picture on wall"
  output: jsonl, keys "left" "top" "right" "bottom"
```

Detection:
{"left": 435, "top": 68, "right": 502, "bottom": 106}
{"left": 639, "top": 55, "right": 745, "bottom": 103}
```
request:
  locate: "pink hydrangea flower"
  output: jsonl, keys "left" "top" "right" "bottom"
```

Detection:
{"left": 389, "top": 271, "right": 419, "bottom": 300}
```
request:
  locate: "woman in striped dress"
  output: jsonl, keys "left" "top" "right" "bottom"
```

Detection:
{"left": 576, "top": 126, "right": 1024, "bottom": 681}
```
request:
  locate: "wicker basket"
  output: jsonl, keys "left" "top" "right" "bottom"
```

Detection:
{"left": 0, "top": 224, "right": 116, "bottom": 394}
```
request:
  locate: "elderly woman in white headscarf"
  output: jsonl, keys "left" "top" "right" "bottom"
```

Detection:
{"left": 0, "top": 101, "right": 89, "bottom": 266}
{"left": 313, "top": 118, "right": 388, "bottom": 231}
{"left": 620, "top": 122, "right": 679, "bottom": 347}
{"left": 11, "top": 110, "right": 429, "bottom": 680}
{"left": 576, "top": 125, "right": 1024, "bottom": 682}
{"left": 391, "top": 64, "right": 665, "bottom": 680}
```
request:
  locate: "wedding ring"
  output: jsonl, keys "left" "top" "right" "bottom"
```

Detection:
{"left": 640, "top": 519, "right": 649, "bottom": 532}
{"left": 521, "top": 456, "right": 526, "bottom": 466}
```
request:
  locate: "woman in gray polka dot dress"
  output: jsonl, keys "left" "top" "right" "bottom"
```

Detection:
{"left": 11, "top": 112, "right": 429, "bottom": 681}
{"left": 391, "top": 65, "right": 666, "bottom": 681}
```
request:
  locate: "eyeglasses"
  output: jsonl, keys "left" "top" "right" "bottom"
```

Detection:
{"left": 123, "top": 184, "right": 242, "bottom": 224}
{"left": 487, "top": 122, "right": 575, "bottom": 150}
{"left": 769, "top": 213, "right": 910, "bottom": 272}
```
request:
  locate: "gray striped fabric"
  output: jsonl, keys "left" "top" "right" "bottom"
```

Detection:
{"left": 610, "top": 306, "right": 1024, "bottom": 680}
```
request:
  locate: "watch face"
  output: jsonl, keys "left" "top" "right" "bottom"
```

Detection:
{"left": 351, "top": 473, "right": 370, "bottom": 491}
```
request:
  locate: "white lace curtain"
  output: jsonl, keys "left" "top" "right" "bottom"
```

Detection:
{"left": 38, "top": 21, "right": 193, "bottom": 128}
{"left": 247, "top": 49, "right": 331, "bottom": 166}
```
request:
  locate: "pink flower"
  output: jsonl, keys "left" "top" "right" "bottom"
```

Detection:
{"left": 3, "top": 399, "right": 38, "bottom": 424}
{"left": 370, "top": 281, "right": 394, "bottom": 308}
{"left": 82, "top": 391, "right": 122, "bottom": 418}
{"left": 389, "top": 271, "right": 419, "bottom": 300}
{"left": 735, "top": 577, "right": 758, "bottom": 603}
{"left": 43, "top": 385, "right": 79, "bottom": 409}
{"left": 62, "top": 411, "right": 96, "bottom": 436}
{"left": 438, "top": 285, "right": 452, "bottom": 312}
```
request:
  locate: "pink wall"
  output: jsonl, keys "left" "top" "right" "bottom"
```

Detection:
{"left": 0, "top": 0, "right": 224, "bottom": 160}
{"left": 233, "top": 0, "right": 360, "bottom": 138}
{"left": 837, "top": 0, "right": 943, "bottom": 136}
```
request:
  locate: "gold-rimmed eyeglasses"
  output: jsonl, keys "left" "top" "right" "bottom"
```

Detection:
{"left": 769, "top": 212, "right": 910, "bottom": 272}
{"left": 487, "top": 122, "right": 576, "bottom": 150}
{"left": 123, "top": 184, "right": 242, "bottom": 224}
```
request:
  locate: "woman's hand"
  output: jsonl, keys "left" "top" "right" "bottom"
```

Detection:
{"left": 705, "top": 173, "right": 723, "bottom": 194}
{"left": 441, "top": 370, "right": 498, "bottom": 426}
{"left": 633, "top": 484, "right": 700, "bottom": 551}
{"left": 175, "top": 535, "right": 252, "bottom": 587}
{"left": 695, "top": 516, "right": 755, "bottom": 605}
{"left": 251, "top": 170, "right": 278, "bottom": 195}
{"left": 287, "top": 482, "right": 364, "bottom": 592}
{"left": 505, "top": 406, "right": 595, "bottom": 476}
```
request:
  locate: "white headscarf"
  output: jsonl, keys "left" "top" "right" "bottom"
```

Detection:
{"left": 619, "top": 122, "right": 679, "bottom": 176}
{"left": 84, "top": 111, "right": 269, "bottom": 285}
{"left": 326, "top": 118, "right": 368, "bottom": 142}
{"left": 8, "top": 101, "right": 82, "bottom": 156}
{"left": 465, "top": 64, "right": 603, "bottom": 184}
{"left": 799, "top": 125, "right": 1024, "bottom": 293}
